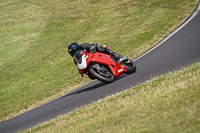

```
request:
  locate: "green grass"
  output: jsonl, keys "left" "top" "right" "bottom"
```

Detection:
{"left": 23, "top": 62, "right": 200, "bottom": 133}
{"left": 0, "top": 0, "right": 198, "bottom": 122}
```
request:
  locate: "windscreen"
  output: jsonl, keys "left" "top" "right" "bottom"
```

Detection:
{"left": 74, "top": 50, "right": 83, "bottom": 64}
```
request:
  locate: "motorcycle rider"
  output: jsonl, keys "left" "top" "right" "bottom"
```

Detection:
{"left": 68, "top": 42, "right": 127, "bottom": 78}
{"left": 68, "top": 42, "right": 127, "bottom": 62}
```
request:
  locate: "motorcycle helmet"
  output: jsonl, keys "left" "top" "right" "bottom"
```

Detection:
{"left": 68, "top": 42, "right": 80, "bottom": 57}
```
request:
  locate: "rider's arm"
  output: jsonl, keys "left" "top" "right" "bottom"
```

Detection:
{"left": 80, "top": 43, "right": 98, "bottom": 52}
{"left": 80, "top": 43, "right": 92, "bottom": 50}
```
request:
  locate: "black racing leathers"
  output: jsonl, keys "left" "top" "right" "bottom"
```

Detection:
{"left": 80, "top": 43, "right": 122, "bottom": 60}
{"left": 75, "top": 43, "right": 126, "bottom": 79}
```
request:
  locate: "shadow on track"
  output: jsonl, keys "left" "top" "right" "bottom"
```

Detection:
{"left": 61, "top": 82, "right": 106, "bottom": 98}
{"left": 61, "top": 74, "right": 127, "bottom": 98}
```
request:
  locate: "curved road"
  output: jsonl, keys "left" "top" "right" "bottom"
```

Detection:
{"left": 1, "top": 3, "right": 200, "bottom": 133}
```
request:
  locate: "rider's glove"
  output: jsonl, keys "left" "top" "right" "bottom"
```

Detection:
{"left": 88, "top": 43, "right": 98, "bottom": 53}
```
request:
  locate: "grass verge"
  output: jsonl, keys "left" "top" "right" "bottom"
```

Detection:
{"left": 23, "top": 62, "right": 200, "bottom": 133}
{"left": 0, "top": 0, "right": 198, "bottom": 122}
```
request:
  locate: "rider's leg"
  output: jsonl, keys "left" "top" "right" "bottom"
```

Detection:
{"left": 97, "top": 45, "right": 127, "bottom": 62}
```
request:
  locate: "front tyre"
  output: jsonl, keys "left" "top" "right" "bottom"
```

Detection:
{"left": 88, "top": 65, "right": 114, "bottom": 83}
{"left": 121, "top": 59, "right": 136, "bottom": 74}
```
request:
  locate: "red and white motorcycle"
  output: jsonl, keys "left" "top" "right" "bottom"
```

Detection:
{"left": 74, "top": 50, "right": 136, "bottom": 83}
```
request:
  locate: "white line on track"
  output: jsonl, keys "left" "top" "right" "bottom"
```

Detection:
{"left": 133, "top": 2, "right": 200, "bottom": 62}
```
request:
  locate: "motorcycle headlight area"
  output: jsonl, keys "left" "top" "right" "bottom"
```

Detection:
{"left": 74, "top": 50, "right": 83, "bottom": 64}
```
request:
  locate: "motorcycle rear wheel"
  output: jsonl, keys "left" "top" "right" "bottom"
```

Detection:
{"left": 88, "top": 65, "right": 114, "bottom": 83}
{"left": 121, "top": 59, "right": 137, "bottom": 74}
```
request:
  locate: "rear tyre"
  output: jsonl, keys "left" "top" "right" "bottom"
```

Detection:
{"left": 88, "top": 65, "right": 114, "bottom": 83}
{"left": 121, "top": 59, "right": 136, "bottom": 74}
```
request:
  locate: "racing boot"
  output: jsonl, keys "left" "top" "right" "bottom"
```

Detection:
{"left": 97, "top": 46, "right": 127, "bottom": 63}
{"left": 112, "top": 52, "right": 128, "bottom": 63}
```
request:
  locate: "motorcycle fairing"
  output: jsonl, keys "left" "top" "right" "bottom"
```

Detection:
{"left": 77, "top": 54, "right": 87, "bottom": 70}
{"left": 76, "top": 50, "right": 127, "bottom": 78}
{"left": 89, "top": 53, "right": 127, "bottom": 78}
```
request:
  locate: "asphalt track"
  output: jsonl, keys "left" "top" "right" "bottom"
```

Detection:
{"left": 1, "top": 3, "right": 200, "bottom": 133}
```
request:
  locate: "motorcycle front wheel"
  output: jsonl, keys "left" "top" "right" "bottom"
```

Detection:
{"left": 121, "top": 59, "right": 137, "bottom": 74}
{"left": 88, "top": 65, "right": 114, "bottom": 83}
